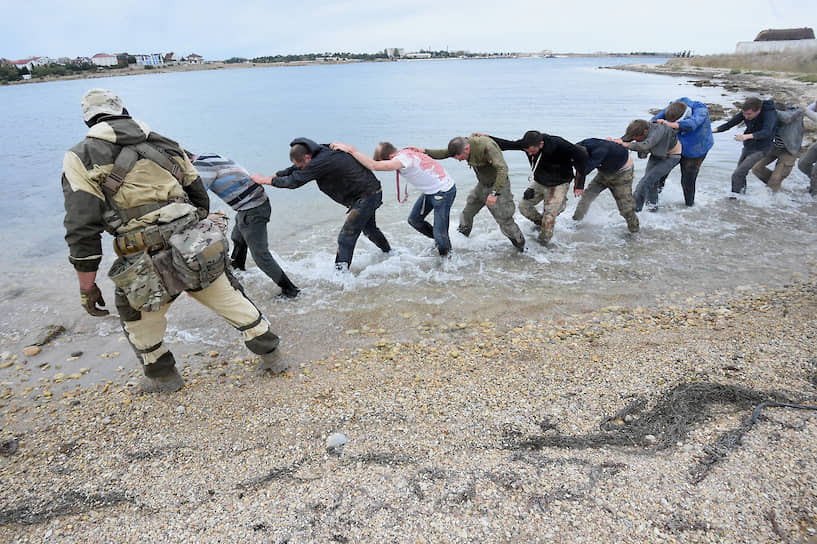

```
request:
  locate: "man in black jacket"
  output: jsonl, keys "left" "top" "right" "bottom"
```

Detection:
{"left": 484, "top": 130, "right": 588, "bottom": 245}
{"left": 251, "top": 138, "right": 391, "bottom": 270}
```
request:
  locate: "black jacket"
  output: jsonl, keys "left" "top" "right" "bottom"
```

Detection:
{"left": 272, "top": 137, "right": 381, "bottom": 207}
{"left": 490, "top": 133, "right": 589, "bottom": 189}
{"left": 716, "top": 99, "right": 778, "bottom": 154}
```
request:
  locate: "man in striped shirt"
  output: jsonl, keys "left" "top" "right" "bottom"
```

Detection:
{"left": 189, "top": 152, "right": 300, "bottom": 298}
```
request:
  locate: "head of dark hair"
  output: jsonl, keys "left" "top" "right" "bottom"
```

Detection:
{"left": 521, "top": 130, "right": 543, "bottom": 148}
{"left": 742, "top": 97, "right": 762, "bottom": 112}
{"left": 374, "top": 141, "right": 398, "bottom": 161}
{"left": 289, "top": 143, "right": 311, "bottom": 163}
{"left": 447, "top": 136, "right": 467, "bottom": 156}
{"left": 664, "top": 101, "right": 687, "bottom": 122}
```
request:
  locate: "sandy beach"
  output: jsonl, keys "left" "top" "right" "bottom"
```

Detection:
{"left": 2, "top": 62, "right": 817, "bottom": 543}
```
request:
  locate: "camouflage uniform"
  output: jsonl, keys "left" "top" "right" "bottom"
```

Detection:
{"left": 62, "top": 90, "right": 280, "bottom": 388}
{"left": 426, "top": 136, "right": 525, "bottom": 249}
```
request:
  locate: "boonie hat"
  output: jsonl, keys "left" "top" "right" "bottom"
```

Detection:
{"left": 80, "top": 88, "right": 125, "bottom": 122}
{"left": 621, "top": 119, "right": 649, "bottom": 142}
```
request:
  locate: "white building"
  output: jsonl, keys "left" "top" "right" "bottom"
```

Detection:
{"left": 92, "top": 53, "right": 118, "bottom": 67}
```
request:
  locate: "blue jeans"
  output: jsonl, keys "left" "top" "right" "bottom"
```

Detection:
{"left": 230, "top": 200, "right": 285, "bottom": 284}
{"left": 407, "top": 185, "right": 456, "bottom": 255}
{"left": 633, "top": 154, "right": 681, "bottom": 211}
{"left": 336, "top": 191, "right": 391, "bottom": 266}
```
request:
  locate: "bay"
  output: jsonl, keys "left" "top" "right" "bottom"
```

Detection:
{"left": 1, "top": 57, "right": 814, "bottom": 359}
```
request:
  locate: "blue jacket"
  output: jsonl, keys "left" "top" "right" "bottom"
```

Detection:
{"left": 651, "top": 97, "right": 714, "bottom": 158}
{"left": 716, "top": 99, "right": 777, "bottom": 154}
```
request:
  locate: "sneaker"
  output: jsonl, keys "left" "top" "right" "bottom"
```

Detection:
{"left": 457, "top": 224, "right": 471, "bottom": 237}
{"left": 257, "top": 349, "right": 289, "bottom": 374}
{"left": 280, "top": 285, "right": 301, "bottom": 298}
{"left": 231, "top": 260, "right": 246, "bottom": 271}
{"left": 140, "top": 367, "right": 184, "bottom": 393}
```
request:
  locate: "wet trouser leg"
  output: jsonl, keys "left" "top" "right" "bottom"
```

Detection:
{"left": 409, "top": 185, "right": 456, "bottom": 255}
{"left": 336, "top": 191, "right": 389, "bottom": 266}
{"left": 606, "top": 166, "right": 639, "bottom": 232}
{"left": 487, "top": 185, "right": 525, "bottom": 248}
{"left": 117, "top": 272, "right": 278, "bottom": 377}
{"left": 230, "top": 224, "right": 248, "bottom": 270}
{"left": 572, "top": 173, "right": 606, "bottom": 221}
{"left": 798, "top": 142, "right": 817, "bottom": 196}
{"left": 679, "top": 154, "right": 706, "bottom": 206}
{"left": 731, "top": 148, "right": 765, "bottom": 194}
{"left": 633, "top": 154, "right": 681, "bottom": 211}
{"left": 518, "top": 181, "right": 546, "bottom": 225}
{"left": 752, "top": 147, "right": 795, "bottom": 192}
{"left": 539, "top": 183, "right": 569, "bottom": 243}
{"left": 236, "top": 201, "right": 287, "bottom": 285}
{"left": 458, "top": 184, "right": 488, "bottom": 236}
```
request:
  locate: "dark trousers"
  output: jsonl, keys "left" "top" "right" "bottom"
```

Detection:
{"left": 731, "top": 148, "right": 766, "bottom": 194}
{"left": 660, "top": 154, "right": 707, "bottom": 206}
{"left": 230, "top": 200, "right": 286, "bottom": 285}
{"left": 336, "top": 191, "right": 391, "bottom": 266}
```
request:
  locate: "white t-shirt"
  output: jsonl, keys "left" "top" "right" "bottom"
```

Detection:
{"left": 395, "top": 149, "right": 455, "bottom": 194}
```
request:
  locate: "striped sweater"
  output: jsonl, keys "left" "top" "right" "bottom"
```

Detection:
{"left": 192, "top": 153, "right": 268, "bottom": 211}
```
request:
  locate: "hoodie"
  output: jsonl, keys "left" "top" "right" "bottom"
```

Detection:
{"left": 651, "top": 97, "right": 714, "bottom": 158}
{"left": 271, "top": 137, "right": 381, "bottom": 207}
{"left": 716, "top": 99, "right": 778, "bottom": 153}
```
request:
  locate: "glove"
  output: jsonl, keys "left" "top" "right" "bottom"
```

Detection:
{"left": 80, "top": 284, "right": 109, "bottom": 317}
{"left": 523, "top": 188, "right": 535, "bottom": 200}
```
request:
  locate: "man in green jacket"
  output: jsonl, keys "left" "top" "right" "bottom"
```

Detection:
{"left": 414, "top": 136, "right": 525, "bottom": 251}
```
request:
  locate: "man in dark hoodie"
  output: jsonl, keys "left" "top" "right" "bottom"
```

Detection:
{"left": 713, "top": 96, "right": 777, "bottom": 194}
{"left": 482, "top": 130, "right": 588, "bottom": 245}
{"left": 251, "top": 138, "right": 391, "bottom": 270}
{"left": 62, "top": 89, "right": 284, "bottom": 393}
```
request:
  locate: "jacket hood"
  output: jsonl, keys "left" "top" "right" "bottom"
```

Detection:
{"left": 290, "top": 137, "right": 321, "bottom": 155}
{"left": 86, "top": 117, "right": 151, "bottom": 146}
{"left": 762, "top": 99, "right": 776, "bottom": 111}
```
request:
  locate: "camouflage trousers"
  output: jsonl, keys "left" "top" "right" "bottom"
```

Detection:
{"left": 519, "top": 181, "right": 570, "bottom": 244}
{"left": 751, "top": 146, "right": 797, "bottom": 192}
{"left": 573, "top": 165, "right": 639, "bottom": 233}
{"left": 116, "top": 271, "right": 279, "bottom": 377}
{"left": 458, "top": 182, "right": 525, "bottom": 249}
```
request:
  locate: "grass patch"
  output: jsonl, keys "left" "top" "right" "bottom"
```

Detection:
{"left": 795, "top": 74, "right": 817, "bottom": 83}
{"left": 679, "top": 49, "right": 817, "bottom": 74}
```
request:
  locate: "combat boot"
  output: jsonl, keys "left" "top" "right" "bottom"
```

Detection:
{"left": 625, "top": 214, "right": 640, "bottom": 233}
{"left": 140, "top": 367, "right": 184, "bottom": 393}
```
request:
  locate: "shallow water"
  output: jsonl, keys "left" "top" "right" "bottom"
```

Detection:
{"left": 1, "top": 57, "right": 815, "bottom": 357}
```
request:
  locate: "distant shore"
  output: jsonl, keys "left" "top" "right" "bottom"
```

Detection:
{"left": 5, "top": 54, "right": 669, "bottom": 86}
{"left": 608, "top": 59, "right": 817, "bottom": 108}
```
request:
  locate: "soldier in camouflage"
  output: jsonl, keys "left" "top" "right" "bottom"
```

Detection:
{"left": 62, "top": 89, "right": 284, "bottom": 393}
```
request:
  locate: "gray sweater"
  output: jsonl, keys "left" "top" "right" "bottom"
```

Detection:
{"left": 627, "top": 122, "right": 679, "bottom": 159}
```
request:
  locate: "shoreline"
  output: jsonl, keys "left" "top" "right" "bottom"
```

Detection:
{"left": 608, "top": 59, "right": 817, "bottom": 108}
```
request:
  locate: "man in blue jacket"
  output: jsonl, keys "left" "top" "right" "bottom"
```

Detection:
{"left": 251, "top": 138, "right": 391, "bottom": 270}
{"left": 651, "top": 98, "right": 714, "bottom": 206}
{"left": 713, "top": 97, "right": 777, "bottom": 195}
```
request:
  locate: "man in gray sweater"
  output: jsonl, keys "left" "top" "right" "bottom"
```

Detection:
{"left": 751, "top": 104, "right": 808, "bottom": 192}
{"left": 614, "top": 120, "right": 682, "bottom": 212}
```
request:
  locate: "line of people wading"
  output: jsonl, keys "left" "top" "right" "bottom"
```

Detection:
{"left": 62, "top": 89, "right": 817, "bottom": 392}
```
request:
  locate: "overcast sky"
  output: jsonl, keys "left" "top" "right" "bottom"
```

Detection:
{"left": 2, "top": 0, "right": 813, "bottom": 61}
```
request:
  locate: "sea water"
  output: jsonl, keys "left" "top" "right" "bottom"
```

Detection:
{"left": 1, "top": 57, "right": 815, "bottom": 355}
